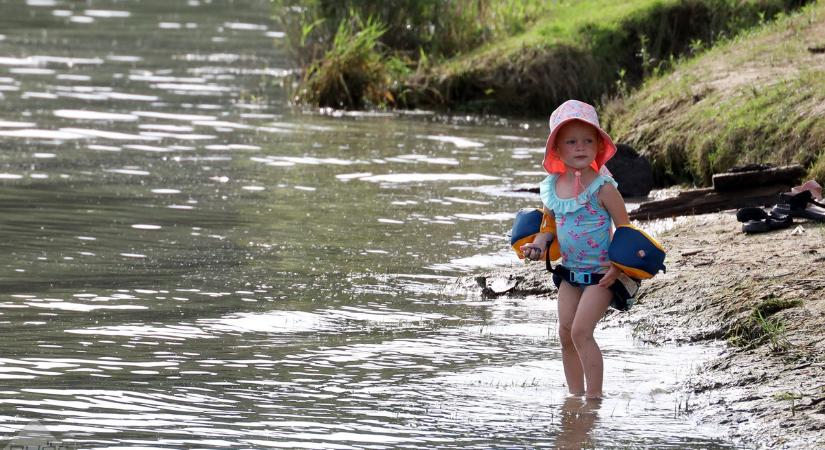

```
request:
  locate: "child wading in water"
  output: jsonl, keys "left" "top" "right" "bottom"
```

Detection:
{"left": 520, "top": 100, "right": 630, "bottom": 399}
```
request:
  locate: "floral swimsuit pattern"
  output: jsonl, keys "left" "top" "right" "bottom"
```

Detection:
{"left": 539, "top": 174, "right": 618, "bottom": 274}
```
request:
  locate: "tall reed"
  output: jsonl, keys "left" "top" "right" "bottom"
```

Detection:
{"left": 298, "top": 14, "right": 390, "bottom": 109}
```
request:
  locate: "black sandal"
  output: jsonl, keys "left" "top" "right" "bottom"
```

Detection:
{"left": 736, "top": 207, "right": 768, "bottom": 223}
{"left": 771, "top": 190, "right": 825, "bottom": 221}
{"left": 742, "top": 211, "right": 793, "bottom": 234}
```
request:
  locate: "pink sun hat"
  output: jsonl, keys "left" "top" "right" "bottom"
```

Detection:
{"left": 543, "top": 100, "right": 617, "bottom": 174}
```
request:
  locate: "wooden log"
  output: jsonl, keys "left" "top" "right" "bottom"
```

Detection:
{"left": 629, "top": 184, "right": 788, "bottom": 221}
{"left": 515, "top": 164, "right": 803, "bottom": 220}
{"left": 712, "top": 164, "right": 804, "bottom": 192}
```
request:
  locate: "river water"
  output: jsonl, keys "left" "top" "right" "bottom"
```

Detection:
{"left": 0, "top": 1, "right": 739, "bottom": 448}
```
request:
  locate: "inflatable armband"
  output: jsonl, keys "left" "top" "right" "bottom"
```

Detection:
{"left": 510, "top": 208, "right": 561, "bottom": 261}
{"left": 608, "top": 225, "right": 666, "bottom": 279}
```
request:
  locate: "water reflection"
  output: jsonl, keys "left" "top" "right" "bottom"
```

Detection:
{"left": 555, "top": 396, "right": 600, "bottom": 450}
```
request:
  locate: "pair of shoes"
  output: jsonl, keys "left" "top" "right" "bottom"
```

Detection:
{"left": 771, "top": 189, "right": 825, "bottom": 221}
{"left": 736, "top": 207, "right": 793, "bottom": 234}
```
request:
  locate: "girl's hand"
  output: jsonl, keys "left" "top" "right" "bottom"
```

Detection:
{"left": 598, "top": 264, "right": 621, "bottom": 288}
{"left": 520, "top": 243, "right": 544, "bottom": 261}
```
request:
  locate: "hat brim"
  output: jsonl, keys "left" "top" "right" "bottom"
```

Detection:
{"left": 543, "top": 118, "right": 617, "bottom": 174}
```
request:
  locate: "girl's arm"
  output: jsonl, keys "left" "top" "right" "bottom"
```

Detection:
{"left": 597, "top": 184, "right": 629, "bottom": 287}
{"left": 520, "top": 207, "right": 555, "bottom": 261}
{"left": 598, "top": 183, "right": 629, "bottom": 226}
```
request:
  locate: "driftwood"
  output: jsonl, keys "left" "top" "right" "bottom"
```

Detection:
{"left": 631, "top": 164, "right": 804, "bottom": 220}
{"left": 712, "top": 164, "right": 805, "bottom": 192}
{"left": 629, "top": 184, "right": 787, "bottom": 220}
{"left": 514, "top": 164, "right": 804, "bottom": 220}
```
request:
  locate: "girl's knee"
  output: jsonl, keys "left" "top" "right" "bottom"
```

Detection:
{"left": 570, "top": 324, "right": 594, "bottom": 346}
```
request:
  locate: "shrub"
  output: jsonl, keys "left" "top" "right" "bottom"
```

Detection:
{"left": 297, "top": 14, "right": 391, "bottom": 109}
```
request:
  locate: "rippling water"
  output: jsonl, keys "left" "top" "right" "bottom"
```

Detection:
{"left": 0, "top": 0, "right": 740, "bottom": 448}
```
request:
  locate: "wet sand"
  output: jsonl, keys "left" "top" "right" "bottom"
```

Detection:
{"left": 461, "top": 213, "right": 825, "bottom": 448}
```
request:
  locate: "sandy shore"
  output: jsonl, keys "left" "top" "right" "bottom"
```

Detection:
{"left": 459, "top": 213, "right": 825, "bottom": 448}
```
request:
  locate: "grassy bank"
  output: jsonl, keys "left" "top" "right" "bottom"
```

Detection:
{"left": 274, "top": 0, "right": 810, "bottom": 112}
{"left": 403, "top": 0, "right": 810, "bottom": 114}
{"left": 602, "top": 1, "right": 825, "bottom": 186}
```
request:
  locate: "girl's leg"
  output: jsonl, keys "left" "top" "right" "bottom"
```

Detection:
{"left": 571, "top": 285, "right": 612, "bottom": 399}
{"left": 556, "top": 281, "right": 584, "bottom": 395}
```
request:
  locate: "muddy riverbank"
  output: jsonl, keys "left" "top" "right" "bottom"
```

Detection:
{"left": 457, "top": 213, "right": 825, "bottom": 448}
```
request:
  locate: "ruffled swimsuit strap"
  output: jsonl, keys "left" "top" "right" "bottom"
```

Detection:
{"left": 540, "top": 174, "right": 618, "bottom": 215}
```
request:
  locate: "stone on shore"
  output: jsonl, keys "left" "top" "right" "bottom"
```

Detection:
{"left": 606, "top": 144, "right": 654, "bottom": 197}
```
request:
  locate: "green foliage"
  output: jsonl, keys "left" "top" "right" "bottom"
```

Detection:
{"left": 417, "top": 0, "right": 812, "bottom": 115}
{"left": 272, "top": 0, "right": 550, "bottom": 109}
{"left": 274, "top": 0, "right": 814, "bottom": 116}
{"left": 688, "top": 38, "right": 704, "bottom": 55}
{"left": 809, "top": 151, "right": 825, "bottom": 185}
{"left": 728, "top": 298, "right": 801, "bottom": 352}
{"left": 603, "top": 1, "right": 825, "bottom": 186}
{"left": 273, "top": 0, "right": 549, "bottom": 63}
{"left": 298, "top": 13, "right": 392, "bottom": 109}
{"left": 271, "top": 0, "right": 327, "bottom": 68}
{"left": 728, "top": 310, "right": 786, "bottom": 352}
{"left": 577, "top": 0, "right": 810, "bottom": 96}
{"left": 773, "top": 391, "right": 803, "bottom": 416}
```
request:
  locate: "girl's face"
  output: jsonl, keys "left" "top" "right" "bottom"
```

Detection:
{"left": 555, "top": 121, "right": 600, "bottom": 171}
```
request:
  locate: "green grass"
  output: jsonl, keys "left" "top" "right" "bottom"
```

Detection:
{"left": 410, "top": 0, "right": 809, "bottom": 115}
{"left": 273, "top": 0, "right": 556, "bottom": 109}
{"left": 273, "top": 0, "right": 554, "bottom": 64}
{"left": 445, "top": 0, "right": 669, "bottom": 67}
{"left": 449, "top": 0, "right": 803, "bottom": 69}
{"left": 603, "top": 1, "right": 825, "bottom": 186}
{"left": 728, "top": 298, "right": 802, "bottom": 352}
{"left": 277, "top": 0, "right": 810, "bottom": 114}
{"left": 773, "top": 391, "right": 803, "bottom": 416}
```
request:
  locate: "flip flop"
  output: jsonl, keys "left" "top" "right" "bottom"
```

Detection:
{"left": 742, "top": 212, "right": 793, "bottom": 234}
{"left": 772, "top": 190, "right": 825, "bottom": 221}
{"left": 736, "top": 207, "right": 768, "bottom": 223}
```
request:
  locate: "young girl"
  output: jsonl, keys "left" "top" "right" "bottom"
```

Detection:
{"left": 520, "top": 99, "right": 629, "bottom": 399}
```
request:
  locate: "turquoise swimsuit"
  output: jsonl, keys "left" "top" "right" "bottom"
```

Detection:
{"left": 539, "top": 174, "right": 618, "bottom": 274}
